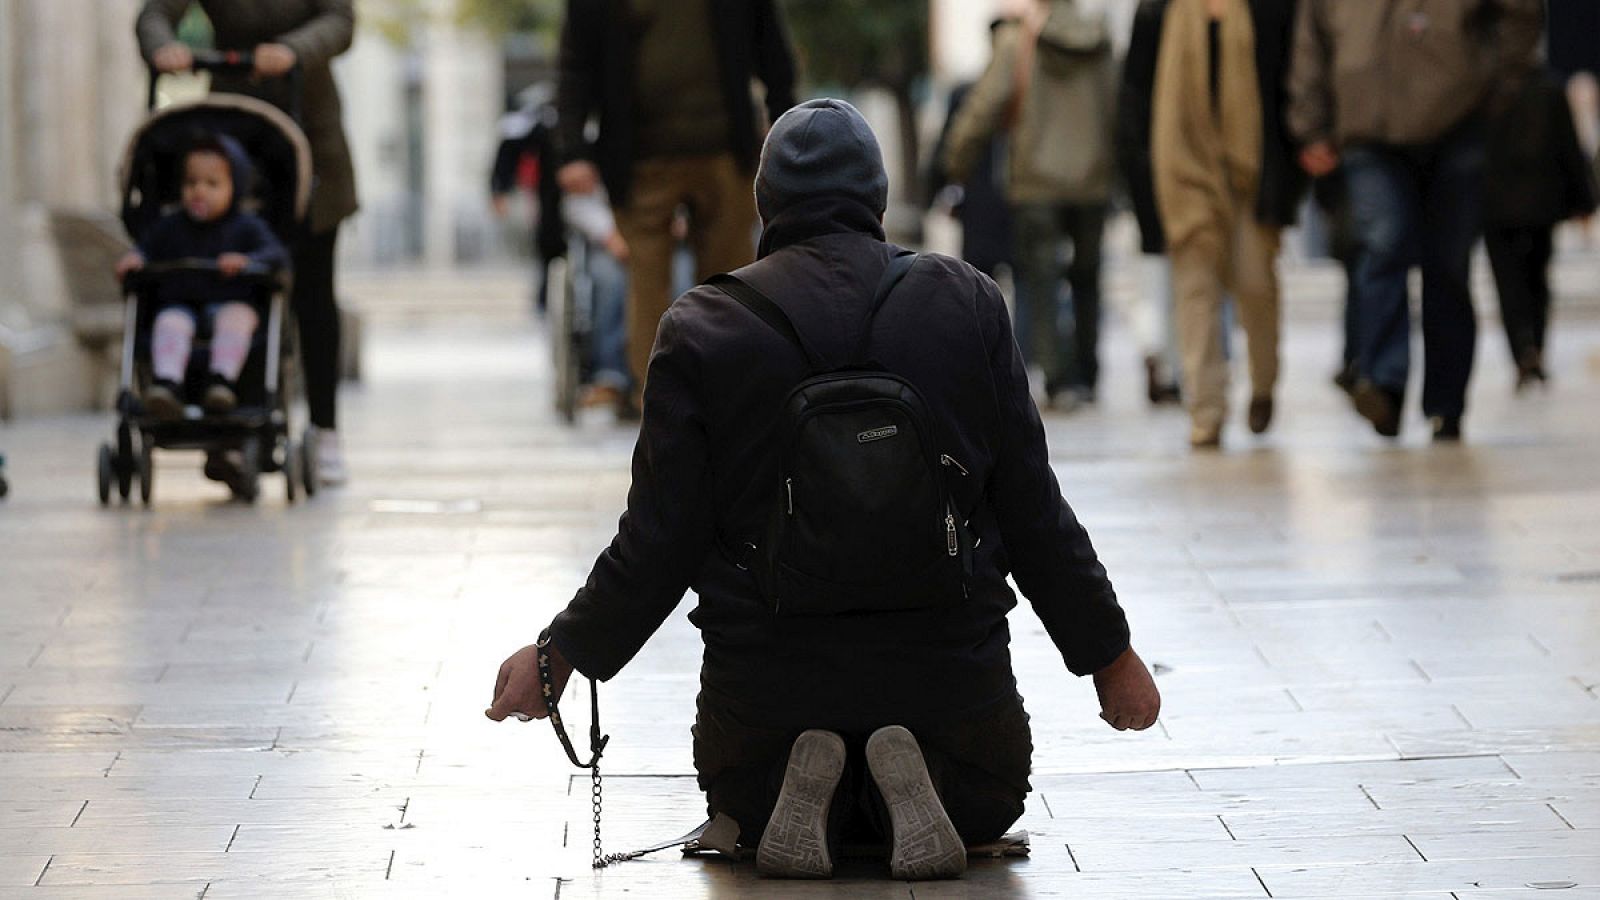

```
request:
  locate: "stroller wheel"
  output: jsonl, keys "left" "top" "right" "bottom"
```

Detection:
{"left": 116, "top": 424, "right": 135, "bottom": 501}
{"left": 300, "top": 435, "right": 318, "bottom": 498}
{"left": 138, "top": 435, "right": 154, "bottom": 506}
{"left": 283, "top": 439, "right": 299, "bottom": 505}
{"left": 233, "top": 437, "right": 261, "bottom": 504}
{"left": 97, "top": 443, "right": 114, "bottom": 506}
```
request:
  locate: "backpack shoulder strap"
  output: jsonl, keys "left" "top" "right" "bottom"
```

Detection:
{"left": 850, "top": 251, "right": 919, "bottom": 364}
{"left": 707, "top": 273, "right": 817, "bottom": 369}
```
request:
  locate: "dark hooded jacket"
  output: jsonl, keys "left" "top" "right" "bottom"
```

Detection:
{"left": 137, "top": 136, "right": 290, "bottom": 306}
{"left": 549, "top": 100, "right": 1130, "bottom": 731}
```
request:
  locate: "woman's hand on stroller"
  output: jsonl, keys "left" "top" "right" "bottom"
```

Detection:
{"left": 217, "top": 253, "right": 252, "bottom": 277}
{"left": 486, "top": 640, "right": 574, "bottom": 723}
{"left": 115, "top": 252, "right": 146, "bottom": 282}
{"left": 152, "top": 43, "right": 194, "bottom": 73}
{"left": 253, "top": 44, "right": 298, "bottom": 79}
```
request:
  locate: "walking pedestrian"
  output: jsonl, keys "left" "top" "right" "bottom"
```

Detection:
{"left": 1152, "top": 0, "right": 1303, "bottom": 449}
{"left": 140, "top": 0, "right": 360, "bottom": 483}
{"left": 942, "top": 0, "right": 1116, "bottom": 411}
{"left": 1288, "top": 0, "right": 1543, "bottom": 441}
{"left": 554, "top": 0, "right": 797, "bottom": 416}
{"left": 1484, "top": 69, "right": 1598, "bottom": 389}
{"left": 138, "top": 0, "right": 358, "bottom": 483}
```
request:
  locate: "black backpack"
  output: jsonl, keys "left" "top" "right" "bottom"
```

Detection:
{"left": 709, "top": 252, "right": 973, "bottom": 617}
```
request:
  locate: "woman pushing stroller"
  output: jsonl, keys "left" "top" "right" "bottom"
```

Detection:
{"left": 116, "top": 133, "right": 288, "bottom": 419}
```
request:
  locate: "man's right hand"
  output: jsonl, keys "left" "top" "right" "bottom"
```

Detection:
{"left": 558, "top": 161, "right": 601, "bottom": 196}
{"left": 152, "top": 43, "right": 194, "bottom": 74}
{"left": 486, "top": 640, "right": 573, "bottom": 722}
{"left": 1299, "top": 141, "right": 1341, "bottom": 178}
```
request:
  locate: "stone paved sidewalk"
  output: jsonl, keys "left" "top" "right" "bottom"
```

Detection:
{"left": 0, "top": 260, "right": 1597, "bottom": 898}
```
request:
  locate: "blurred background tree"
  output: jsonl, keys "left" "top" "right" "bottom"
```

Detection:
{"left": 782, "top": 0, "right": 930, "bottom": 204}
{"left": 456, "top": 0, "right": 563, "bottom": 36}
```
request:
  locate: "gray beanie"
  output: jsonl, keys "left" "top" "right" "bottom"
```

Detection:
{"left": 755, "top": 98, "right": 889, "bottom": 222}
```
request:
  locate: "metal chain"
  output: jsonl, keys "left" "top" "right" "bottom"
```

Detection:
{"left": 591, "top": 763, "right": 605, "bottom": 868}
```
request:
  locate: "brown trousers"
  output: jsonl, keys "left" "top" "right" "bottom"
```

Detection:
{"left": 612, "top": 153, "right": 758, "bottom": 395}
{"left": 1170, "top": 188, "right": 1281, "bottom": 434}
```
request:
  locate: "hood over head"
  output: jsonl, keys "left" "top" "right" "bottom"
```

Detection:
{"left": 755, "top": 98, "right": 889, "bottom": 224}
{"left": 184, "top": 131, "right": 255, "bottom": 214}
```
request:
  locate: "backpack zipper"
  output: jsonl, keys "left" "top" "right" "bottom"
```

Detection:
{"left": 945, "top": 508, "right": 958, "bottom": 557}
{"left": 940, "top": 454, "right": 968, "bottom": 476}
{"left": 785, "top": 478, "right": 793, "bottom": 515}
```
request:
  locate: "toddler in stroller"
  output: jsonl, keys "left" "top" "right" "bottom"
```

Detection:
{"left": 100, "top": 73, "right": 316, "bottom": 506}
{"left": 116, "top": 132, "right": 288, "bottom": 418}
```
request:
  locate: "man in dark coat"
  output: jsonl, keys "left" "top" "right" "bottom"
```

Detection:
{"left": 488, "top": 99, "right": 1159, "bottom": 881}
{"left": 554, "top": 0, "right": 797, "bottom": 411}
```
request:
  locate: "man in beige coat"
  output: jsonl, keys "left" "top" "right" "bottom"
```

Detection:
{"left": 1151, "top": 0, "right": 1302, "bottom": 448}
{"left": 137, "top": 0, "right": 357, "bottom": 482}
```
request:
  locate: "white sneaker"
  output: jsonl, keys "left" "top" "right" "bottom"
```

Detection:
{"left": 313, "top": 428, "right": 348, "bottom": 486}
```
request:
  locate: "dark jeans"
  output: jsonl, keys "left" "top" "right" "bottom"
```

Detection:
{"left": 291, "top": 227, "right": 342, "bottom": 430}
{"left": 1484, "top": 225, "right": 1556, "bottom": 366}
{"left": 1012, "top": 203, "right": 1105, "bottom": 393}
{"left": 692, "top": 689, "right": 1032, "bottom": 850}
{"left": 1342, "top": 126, "right": 1485, "bottom": 419}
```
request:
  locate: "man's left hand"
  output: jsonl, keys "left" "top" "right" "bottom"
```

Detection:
{"left": 254, "top": 43, "right": 297, "bottom": 78}
{"left": 486, "top": 640, "right": 573, "bottom": 722}
{"left": 1092, "top": 647, "right": 1161, "bottom": 731}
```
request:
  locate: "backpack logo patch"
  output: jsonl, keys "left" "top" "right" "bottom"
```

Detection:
{"left": 857, "top": 425, "right": 899, "bottom": 444}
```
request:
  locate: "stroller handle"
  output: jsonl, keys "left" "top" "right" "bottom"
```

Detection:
{"left": 190, "top": 49, "right": 258, "bottom": 73}
{"left": 123, "top": 258, "right": 285, "bottom": 293}
{"left": 145, "top": 50, "right": 304, "bottom": 123}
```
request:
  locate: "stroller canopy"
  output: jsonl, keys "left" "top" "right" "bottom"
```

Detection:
{"left": 118, "top": 94, "right": 312, "bottom": 244}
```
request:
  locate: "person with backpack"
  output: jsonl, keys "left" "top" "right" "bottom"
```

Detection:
{"left": 486, "top": 99, "right": 1158, "bottom": 881}
{"left": 942, "top": 0, "right": 1117, "bottom": 411}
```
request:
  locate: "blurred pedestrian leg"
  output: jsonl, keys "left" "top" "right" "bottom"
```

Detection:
{"left": 1342, "top": 125, "right": 1485, "bottom": 429}
{"left": 1483, "top": 70, "right": 1599, "bottom": 389}
{"left": 613, "top": 155, "right": 756, "bottom": 401}
{"left": 1169, "top": 190, "right": 1280, "bottom": 447}
{"left": 1011, "top": 204, "right": 1104, "bottom": 403}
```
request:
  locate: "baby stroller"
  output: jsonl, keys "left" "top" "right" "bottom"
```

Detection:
{"left": 99, "top": 52, "right": 317, "bottom": 505}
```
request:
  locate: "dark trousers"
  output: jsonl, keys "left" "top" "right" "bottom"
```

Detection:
{"left": 1012, "top": 203, "right": 1106, "bottom": 393}
{"left": 1341, "top": 126, "right": 1486, "bottom": 419}
{"left": 291, "top": 228, "right": 341, "bottom": 430}
{"left": 692, "top": 689, "right": 1032, "bottom": 850}
{"left": 1484, "top": 225, "right": 1556, "bottom": 367}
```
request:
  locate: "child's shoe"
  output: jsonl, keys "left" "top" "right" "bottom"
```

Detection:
{"left": 202, "top": 374, "right": 239, "bottom": 415}
{"left": 143, "top": 379, "right": 184, "bottom": 421}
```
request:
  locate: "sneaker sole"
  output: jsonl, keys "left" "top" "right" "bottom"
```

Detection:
{"left": 756, "top": 730, "right": 846, "bottom": 879}
{"left": 866, "top": 726, "right": 966, "bottom": 881}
